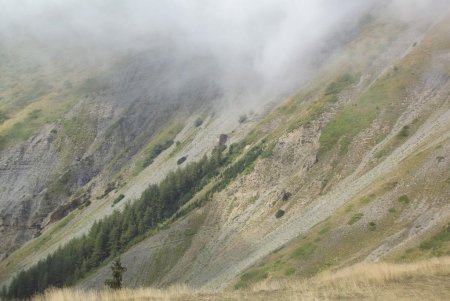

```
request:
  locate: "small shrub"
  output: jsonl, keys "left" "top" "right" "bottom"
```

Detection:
{"left": 398, "top": 195, "right": 410, "bottom": 204}
{"left": 388, "top": 207, "right": 396, "bottom": 214}
{"left": 275, "top": 209, "right": 285, "bottom": 218}
{"left": 142, "top": 157, "right": 154, "bottom": 168}
{"left": 397, "top": 125, "right": 410, "bottom": 138}
{"left": 282, "top": 191, "right": 292, "bottom": 201}
{"left": 436, "top": 156, "right": 445, "bottom": 163}
{"left": 348, "top": 213, "right": 363, "bottom": 225}
{"left": 194, "top": 117, "right": 203, "bottom": 127}
{"left": 0, "top": 110, "right": 9, "bottom": 124}
{"left": 112, "top": 194, "right": 125, "bottom": 207}
{"left": 239, "top": 114, "right": 248, "bottom": 124}
{"left": 368, "top": 221, "right": 376, "bottom": 231}
{"left": 177, "top": 156, "right": 187, "bottom": 165}
{"left": 79, "top": 200, "right": 91, "bottom": 210}
{"left": 185, "top": 229, "right": 196, "bottom": 236}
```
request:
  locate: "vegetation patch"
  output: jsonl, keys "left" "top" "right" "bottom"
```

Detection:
{"left": 319, "top": 226, "right": 331, "bottom": 235}
{"left": 194, "top": 117, "right": 203, "bottom": 127}
{"left": 360, "top": 194, "right": 375, "bottom": 204}
{"left": 239, "top": 114, "right": 248, "bottom": 124}
{"left": 398, "top": 195, "right": 410, "bottom": 204}
{"left": 275, "top": 209, "right": 285, "bottom": 219}
{"left": 419, "top": 224, "right": 450, "bottom": 256}
{"left": 0, "top": 109, "right": 46, "bottom": 150}
{"left": 397, "top": 125, "right": 410, "bottom": 138}
{"left": 290, "top": 243, "right": 316, "bottom": 260}
{"left": 177, "top": 156, "right": 187, "bottom": 165}
{"left": 324, "top": 73, "right": 357, "bottom": 102}
{"left": 134, "top": 121, "right": 183, "bottom": 173}
{"left": 142, "top": 140, "right": 174, "bottom": 168}
{"left": 319, "top": 64, "right": 414, "bottom": 155}
{"left": 62, "top": 110, "right": 96, "bottom": 150}
{"left": 348, "top": 213, "right": 364, "bottom": 225}
{"left": 284, "top": 267, "right": 296, "bottom": 276}
{"left": 111, "top": 194, "right": 125, "bottom": 207}
{"left": 0, "top": 110, "right": 9, "bottom": 124}
{"left": 282, "top": 191, "right": 292, "bottom": 201}
{"left": 235, "top": 268, "right": 268, "bottom": 289}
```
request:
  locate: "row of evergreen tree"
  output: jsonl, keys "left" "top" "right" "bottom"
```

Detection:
{"left": 2, "top": 141, "right": 264, "bottom": 300}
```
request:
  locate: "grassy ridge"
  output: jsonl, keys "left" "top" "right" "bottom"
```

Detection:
{"left": 31, "top": 257, "right": 450, "bottom": 301}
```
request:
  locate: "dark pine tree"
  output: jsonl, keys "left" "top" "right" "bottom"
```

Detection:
{"left": 104, "top": 257, "right": 127, "bottom": 289}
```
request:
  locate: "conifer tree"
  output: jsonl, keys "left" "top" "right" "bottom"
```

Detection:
{"left": 105, "top": 257, "right": 127, "bottom": 289}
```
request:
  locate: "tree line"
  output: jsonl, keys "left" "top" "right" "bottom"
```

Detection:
{"left": 1, "top": 141, "right": 265, "bottom": 300}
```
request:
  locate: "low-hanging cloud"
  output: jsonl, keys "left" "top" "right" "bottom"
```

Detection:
{"left": 1, "top": 0, "right": 448, "bottom": 107}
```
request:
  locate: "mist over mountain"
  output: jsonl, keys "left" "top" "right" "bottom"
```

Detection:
{"left": 1, "top": 0, "right": 378, "bottom": 104}
{"left": 0, "top": 1, "right": 449, "bottom": 300}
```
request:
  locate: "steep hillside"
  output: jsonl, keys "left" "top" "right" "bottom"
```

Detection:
{"left": 1, "top": 1, "right": 450, "bottom": 299}
{"left": 71, "top": 8, "right": 450, "bottom": 291}
{"left": 0, "top": 47, "right": 220, "bottom": 259}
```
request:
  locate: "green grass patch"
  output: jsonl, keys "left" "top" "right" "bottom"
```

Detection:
{"left": 235, "top": 268, "right": 268, "bottom": 289}
{"left": 419, "top": 224, "right": 450, "bottom": 256}
{"left": 360, "top": 194, "right": 375, "bottom": 204}
{"left": 62, "top": 110, "right": 96, "bottom": 149}
{"left": 0, "top": 109, "right": 46, "bottom": 150}
{"left": 348, "top": 213, "right": 364, "bottom": 225}
{"left": 324, "top": 73, "right": 357, "bottom": 102}
{"left": 284, "top": 267, "right": 296, "bottom": 276}
{"left": 398, "top": 195, "right": 410, "bottom": 204}
{"left": 319, "top": 65, "right": 415, "bottom": 154}
{"left": 319, "top": 226, "right": 331, "bottom": 235}
{"left": 290, "top": 243, "right": 316, "bottom": 259}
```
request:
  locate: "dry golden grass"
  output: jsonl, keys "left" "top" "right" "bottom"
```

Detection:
{"left": 31, "top": 257, "right": 450, "bottom": 301}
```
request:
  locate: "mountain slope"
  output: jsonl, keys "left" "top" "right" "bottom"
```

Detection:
{"left": 78, "top": 7, "right": 450, "bottom": 290}
{"left": 0, "top": 1, "right": 449, "bottom": 298}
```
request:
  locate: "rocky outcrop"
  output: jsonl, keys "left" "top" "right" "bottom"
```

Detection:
{"left": 0, "top": 49, "right": 221, "bottom": 258}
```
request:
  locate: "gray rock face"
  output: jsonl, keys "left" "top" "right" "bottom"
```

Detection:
{"left": 0, "top": 49, "right": 221, "bottom": 258}
{"left": 0, "top": 125, "right": 59, "bottom": 258}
